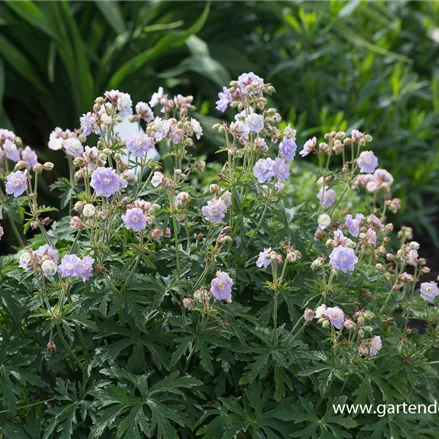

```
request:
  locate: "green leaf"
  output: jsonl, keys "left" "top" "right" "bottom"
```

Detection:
{"left": 6, "top": 0, "right": 56, "bottom": 39}
{"left": 108, "top": 2, "right": 210, "bottom": 88}
{"left": 95, "top": 0, "right": 126, "bottom": 34}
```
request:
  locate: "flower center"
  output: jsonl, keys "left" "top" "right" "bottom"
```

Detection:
{"left": 102, "top": 177, "right": 111, "bottom": 185}
{"left": 341, "top": 256, "right": 347, "bottom": 263}
{"left": 218, "top": 282, "right": 225, "bottom": 290}
{"left": 13, "top": 179, "right": 21, "bottom": 187}
{"left": 66, "top": 263, "right": 74, "bottom": 270}
{"left": 132, "top": 216, "right": 139, "bottom": 223}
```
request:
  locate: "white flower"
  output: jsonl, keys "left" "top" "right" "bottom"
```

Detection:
{"left": 83, "top": 204, "right": 96, "bottom": 218}
{"left": 315, "top": 304, "right": 327, "bottom": 319}
{"left": 318, "top": 214, "right": 331, "bottom": 230}
{"left": 41, "top": 260, "right": 57, "bottom": 276}
{"left": 63, "top": 138, "right": 84, "bottom": 158}
{"left": 150, "top": 87, "right": 165, "bottom": 107}
{"left": 190, "top": 118, "right": 203, "bottom": 140}
{"left": 49, "top": 137, "right": 63, "bottom": 151}
{"left": 151, "top": 171, "right": 164, "bottom": 187}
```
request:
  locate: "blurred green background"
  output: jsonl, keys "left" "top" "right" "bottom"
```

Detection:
{"left": 1, "top": 0, "right": 439, "bottom": 255}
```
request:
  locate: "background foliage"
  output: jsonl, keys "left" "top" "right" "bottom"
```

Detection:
{"left": 1, "top": 0, "right": 439, "bottom": 252}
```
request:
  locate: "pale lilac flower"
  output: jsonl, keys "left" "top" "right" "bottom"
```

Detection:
{"left": 324, "top": 306, "right": 345, "bottom": 329}
{"left": 35, "top": 244, "right": 59, "bottom": 262}
{"left": 406, "top": 249, "right": 419, "bottom": 266}
{"left": 253, "top": 158, "right": 274, "bottom": 183}
{"left": 329, "top": 246, "right": 358, "bottom": 273}
{"left": 256, "top": 248, "right": 272, "bottom": 268}
{"left": 366, "top": 228, "right": 377, "bottom": 246}
{"left": 369, "top": 335, "right": 382, "bottom": 356}
{"left": 318, "top": 214, "right": 331, "bottom": 230}
{"left": 0, "top": 129, "right": 16, "bottom": 142}
{"left": 153, "top": 117, "right": 170, "bottom": 141}
{"left": 374, "top": 168, "right": 393, "bottom": 188}
{"left": 84, "top": 146, "right": 105, "bottom": 170}
{"left": 0, "top": 224, "right": 3, "bottom": 241}
{"left": 230, "top": 121, "right": 249, "bottom": 139}
{"left": 272, "top": 158, "right": 290, "bottom": 182}
{"left": 116, "top": 92, "right": 132, "bottom": 116}
{"left": 420, "top": 281, "right": 439, "bottom": 302}
{"left": 80, "top": 112, "right": 96, "bottom": 136}
{"left": 21, "top": 146, "right": 38, "bottom": 168}
{"left": 126, "top": 133, "right": 155, "bottom": 157}
{"left": 237, "top": 72, "right": 264, "bottom": 95}
{"left": 333, "top": 230, "right": 354, "bottom": 247}
{"left": 245, "top": 113, "right": 264, "bottom": 133}
{"left": 279, "top": 137, "right": 297, "bottom": 162}
{"left": 90, "top": 167, "right": 123, "bottom": 197}
{"left": 63, "top": 137, "right": 84, "bottom": 158}
{"left": 234, "top": 108, "right": 250, "bottom": 121}
{"left": 58, "top": 254, "right": 82, "bottom": 278}
{"left": 79, "top": 256, "right": 94, "bottom": 281}
{"left": 345, "top": 213, "right": 364, "bottom": 238}
{"left": 216, "top": 86, "right": 232, "bottom": 112}
{"left": 175, "top": 191, "right": 190, "bottom": 206}
{"left": 3, "top": 139, "right": 20, "bottom": 161}
{"left": 358, "top": 151, "right": 378, "bottom": 173}
{"left": 135, "top": 102, "right": 154, "bottom": 122}
{"left": 210, "top": 271, "right": 233, "bottom": 302}
{"left": 104, "top": 89, "right": 120, "bottom": 101}
{"left": 170, "top": 126, "right": 184, "bottom": 144}
{"left": 300, "top": 137, "right": 317, "bottom": 157}
{"left": 5, "top": 170, "right": 27, "bottom": 197}
{"left": 202, "top": 198, "right": 228, "bottom": 223}
{"left": 190, "top": 118, "right": 203, "bottom": 140}
{"left": 122, "top": 207, "right": 147, "bottom": 232}
{"left": 150, "top": 87, "right": 166, "bottom": 107}
{"left": 256, "top": 138, "right": 268, "bottom": 151}
{"left": 151, "top": 171, "right": 164, "bottom": 187}
{"left": 317, "top": 188, "right": 336, "bottom": 208}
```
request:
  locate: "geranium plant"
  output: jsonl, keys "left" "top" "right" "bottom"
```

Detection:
{"left": 0, "top": 73, "right": 438, "bottom": 438}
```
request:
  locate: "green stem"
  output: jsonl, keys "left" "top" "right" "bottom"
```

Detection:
{"left": 56, "top": 323, "right": 84, "bottom": 372}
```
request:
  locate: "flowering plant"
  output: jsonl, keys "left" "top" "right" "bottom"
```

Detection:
{"left": 0, "top": 73, "right": 439, "bottom": 438}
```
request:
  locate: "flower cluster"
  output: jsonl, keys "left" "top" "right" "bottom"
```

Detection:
{"left": 2, "top": 72, "right": 438, "bottom": 427}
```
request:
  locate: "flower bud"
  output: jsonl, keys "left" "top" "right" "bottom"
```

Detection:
{"left": 47, "top": 340, "right": 56, "bottom": 353}
{"left": 73, "top": 157, "right": 84, "bottom": 166}
{"left": 151, "top": 228, "right": 163, "bottom": 240}
{"left": 182, "top": 298, "right": 194, "bottom": 310}
{"left": 33, "top": 163, "right": 43, "bottom": 173}
{"left": 363, "top": 310, "right": 374, "bottom": 320}
{"left": 70, "top": 216, "right": 84, "bottom": 229}
{"left": 210, "top": 184, "right": 220, "bottom": 193}
{"left": 14, "top": 160, "right": 27, "bottom": 170}
{"left": 304, "top": 308, "right": 315, "bottom": 322}
{"left": 344, "top": 319, "right": 356, "bottom": 330}
{"left": 322, "top": 320, "right": 330, "bottom": 328}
